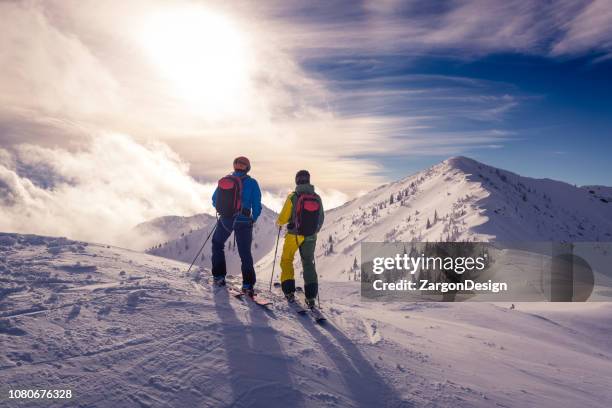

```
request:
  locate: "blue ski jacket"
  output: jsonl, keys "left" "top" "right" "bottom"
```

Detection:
{"left": 212, "top": 171, "right": 262, "bottom": 222}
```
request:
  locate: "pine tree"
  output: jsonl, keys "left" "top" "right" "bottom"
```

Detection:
{"left": 426, "top": 218, "right": 431, "bottom": 229}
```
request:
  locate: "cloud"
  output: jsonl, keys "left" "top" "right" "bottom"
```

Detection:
{"left": 0, "top": 134, "right": 215, "bottom": 248}
{"left": 552, "top": 0, "right": 612, "bottom": 57}
{"left": 272, "top": 0, "right": 612, "bottom": 58}
{"left": 0, "top": 133, "right": 352, "bottom": 248}
{"left": 0, "top": 1, "right": 120, "bottom": 119}
{"left": 0, "top": 0, "right": 395, "bottom": 197}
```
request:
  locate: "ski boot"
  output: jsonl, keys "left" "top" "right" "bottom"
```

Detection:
{"left": 213, "top": 276, "right": 226, "bottom": 287}
{"left": 285, "top": 292, "right": 306, "bottom": 314}
{"left": 242, "top": 283, "right": 255, "bottom": 298}
{"left": 305, "top": 298, "right": 316, "bottom": 309}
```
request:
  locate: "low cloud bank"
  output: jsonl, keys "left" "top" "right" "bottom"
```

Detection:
{"left": 0, "top": 134, "right": 214, "bottom": 248}
{"left": 0, "top": 134, "right": 349, "bottom": 249}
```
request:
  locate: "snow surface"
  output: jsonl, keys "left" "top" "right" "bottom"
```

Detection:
{"left": 583, "top": 185, "right": 612, "bottom": 204}
{"left": 1, "top": 232, "right": 612, "bottom": 407}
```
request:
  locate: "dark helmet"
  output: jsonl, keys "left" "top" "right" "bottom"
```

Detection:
{"left": 233, "top": 156, "right": 251, "bottom": 173}
{"left": 295, "top": 170, "right": 310, "bottom": 185}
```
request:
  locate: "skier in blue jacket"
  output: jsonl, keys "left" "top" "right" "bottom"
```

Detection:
{"left": 211, "top": 156, "right": 262, "bottom": 295}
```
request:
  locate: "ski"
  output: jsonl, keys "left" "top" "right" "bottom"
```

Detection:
{"left": 293, "top": 298, "right": 326, "bottom": 323}
{"left": 228, "top": 286, "right": 272, "bottom": 308}
{"left": 271, "top": 285, "right": 318, "bottom": 319}
{"left": 249, "top": 295, "right": 273, "bottom": 307}
{"left": 307, "top": 306, "right": 326, "bottom": 323}
{"left": 274, "top": 287, "right": 307, "bottom": 315}
{"left": 287, "top": 299, "right": 307, "bottom": 315}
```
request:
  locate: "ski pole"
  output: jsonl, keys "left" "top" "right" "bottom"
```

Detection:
{"left": 268, "top": 226, "right": 282, "bottom": 291}
{"left": 186, "top": 221, "right": 218, "bottom": 275}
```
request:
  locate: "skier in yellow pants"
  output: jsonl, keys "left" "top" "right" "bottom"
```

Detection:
{"left": 276, "top": 170, "right": 324, "bottom": 307}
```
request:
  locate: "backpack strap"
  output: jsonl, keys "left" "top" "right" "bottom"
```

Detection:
{"left": 289, "top": 191, "right": 299, "bottom": 224}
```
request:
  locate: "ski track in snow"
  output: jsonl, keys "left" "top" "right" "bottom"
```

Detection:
{"left": 1, "top": 232, "right": 612, "bottom": 407}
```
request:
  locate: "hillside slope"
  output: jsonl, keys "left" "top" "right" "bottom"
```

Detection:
{"left": 583, "top": 185, "right": 612, "bottom": 204}
{"left": 145, "top": 207, "right": 279, "bottom": 275}
{"left": 2, "top": 232, "right": 612, "bottom": 407}
{"left": 131, "top": 213, "right": 217, "bottom": 251}
{"left": 302, "top": 156, "right": 612, "bottom": 281}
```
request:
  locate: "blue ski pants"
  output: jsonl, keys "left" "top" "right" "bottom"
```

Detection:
{"left": 211, "top": 217, "right": 256, "bottom": 286}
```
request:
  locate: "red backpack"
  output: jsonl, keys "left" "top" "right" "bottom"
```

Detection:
{"left": 215, "top": 175, "right": 244, "bottom": 217}
{"left": 294, "top": 194, "right": 321, "bottom": 236}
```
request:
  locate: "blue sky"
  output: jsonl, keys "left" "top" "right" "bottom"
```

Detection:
{"left": 308, "top": 52, "right": 612, "bottom": 185}
{"left": 281, "top": 0, "right": 612, "bottom": 186}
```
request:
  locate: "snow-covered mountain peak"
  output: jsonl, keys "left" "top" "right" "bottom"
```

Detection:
{"left": 443, "top": 155, "right": 481, "bottom": 170}
{"left": 303, "top": 156, "right": 612, "bottom": 282}
{"left": 441, "top": 156, "right": 510, "bottom": 180}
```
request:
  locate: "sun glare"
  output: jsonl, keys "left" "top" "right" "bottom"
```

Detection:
{"left": 140, "top": 7, "right": 252, "bottom": 119}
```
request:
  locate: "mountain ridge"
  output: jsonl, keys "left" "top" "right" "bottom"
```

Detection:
{"left": 292, "top": 156, "right": 612, "bottom": 281}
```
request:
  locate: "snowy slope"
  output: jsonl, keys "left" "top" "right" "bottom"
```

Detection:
{"left": 2, "top": 232, "right": 611, "bottom": 408}
{"left": 583, "top": 185, "right": 612, "bottom": 204}
{"left": 131, "top": 213, "right": 217, "bottom": 251}
{"left": 146, "top": 206, "right": 279, "bottom": 277}
{"left": 301, "top": 156, "right": 612, "bottom": 281}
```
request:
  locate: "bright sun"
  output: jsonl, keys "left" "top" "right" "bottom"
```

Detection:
{"left": 140, "top": 7, "right": 252, "bottom": 119}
